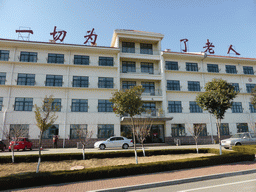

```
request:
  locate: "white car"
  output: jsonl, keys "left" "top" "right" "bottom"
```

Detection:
{"left": 94, "top": 136, "right": 134, "bottom": 150}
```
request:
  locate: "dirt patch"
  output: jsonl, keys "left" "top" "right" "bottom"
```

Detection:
{"left": 0, "top": 153, "right": 215, "bottom": 177}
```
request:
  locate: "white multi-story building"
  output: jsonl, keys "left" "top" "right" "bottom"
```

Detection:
{"left": 0, "top": 29, "right": 255, "bottom": 147}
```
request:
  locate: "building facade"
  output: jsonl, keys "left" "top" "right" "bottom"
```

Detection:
{"left": 0, "top": 29, "right": 255, "bottom": 147}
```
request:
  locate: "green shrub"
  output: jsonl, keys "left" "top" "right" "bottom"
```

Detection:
{"left": 232, "top": 145, "right": 256, "bottom": 154}
{"left": 0, "top": 148, "right": 210, "bottom": 164}
{"left": 0, "top": 150, "right": 254, "bottom": 190}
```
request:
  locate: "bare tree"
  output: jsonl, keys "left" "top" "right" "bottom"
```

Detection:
{"left": 3, "top": 124, "right": 29, "bottom": 163}
{"left": 134, "top": 117, "right": 152, "bottom": 157}
{"left": 34, "top": 95, "right": 58, "bottom": 173}
{"left": 187, "top": 124, "right": 205, "bottom": 154}
{"left": 72, "top": 125, "right": 93, "bottom": 160}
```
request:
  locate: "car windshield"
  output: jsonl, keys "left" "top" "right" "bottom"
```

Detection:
{"left": 11, "top": 138, "right": 24, "bottom": 141}
{"left": 231, "top": 134, "right": 244, "bottom": 138}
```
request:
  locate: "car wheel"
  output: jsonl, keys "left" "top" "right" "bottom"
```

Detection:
{"left": 122, "top": 144, "right": 129, "bottom": 149}
{"left": 17, "top": 149, "right": 19, "bottom": 151}
{"left": 99, "top": 144, "right": 105, "bottom": 150}
{"left": 235, "top": 143, "right": 242, "bottom": 146}
{"left": 23, "top": 146, "right": 27, "bottom": 151}
{"left": 9, "top": 149, "right": 11, "bottom": 152}
{"left": 2, "top": 146, "right": 5, "bottom": 152}
{"left": 30, "top": 147, "right": 32, "bottom": 151}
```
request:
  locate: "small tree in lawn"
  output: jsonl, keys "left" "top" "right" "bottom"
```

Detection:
{"left": 110, "top": 86, "right": 144, "bottom": 164}
{"left": 3, "top": 124, "right": 28, "bottom": 163}
{"left": 187, "top": 124, "right": 205, "bottom": 154}
{"left": 134, "top": 117, "right": 152, "bottom": 157}
{"left": 196, "top": 79, "right": 237, "bottom": 155}
{"left": 73, "top": 126, "right": 93, "bottom": 160}
{"left": 34, "top": 95, "right": 58, "bottom": 173}
{"left": 250, "top": 88, "right": 256, "bottom": 135}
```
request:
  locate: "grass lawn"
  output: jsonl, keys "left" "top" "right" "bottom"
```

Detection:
{"left": 0, "top": 153, "right": 215, "bottom": 177}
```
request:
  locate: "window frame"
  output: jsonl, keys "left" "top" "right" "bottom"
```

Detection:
{"left": 0, "top": 72, "right": 6, "bottom": 85}
{"left": 70, "top": 124, "right": 87, "bottom": 139}
{"left": 232, "top": 102, "right": 243, "bottom": 113}
{"left": 20, "top": 51, "right": 37, "bottom": 62}
{"left": 71, "top": 99, "right": 88, "bottom": 112}
{"left": 98, "top": 100, "right": 113, "bottom": 112}
{"left": 141, "top": 62, "right": 154, "bottom": 74}
{"left": 243, "top": 66, "right": 254, "bottom": 75}
{"left": 189, "top": 101, "right": 203, "bottom": 113}
{"left": 207, "top": 64, "right": 219, "bottom": 73}
{"left": 188, "top": 81, "right": 201, "bottom": 91}
{"left": 140, "top": 43, "right": 153, "bottom": 55}
{"left": 122, "top": 42, "right": 135, "bottom": 53}
{"left": 122, "top": 61, "right": 136, "bottom": 73}
{"left": 14, "top": 97, "right": 33, "bottom": 111}
{"left": 0, "top": 50, "right": 9, "bottom": 61}
{"left": 99, "top": 57, "right": 114, "bottom": 66}
{"left": 171, "top": 124, "right": 186, "bottom": 137}
{"left": 17, "top": 73, "right": 35, "bottom": 86}
{"left": 168, "top": 101, "right": 182, "bottom": 113}
{"left": 98, "top": 77, "right": 114, "bottom": 88}
{"left": 47, "top": 53, "right": 64, "bottom": 64}
{"left": 72, "top": 76, "right": 89, "bottom": 88}
{"left": 74, "top": 55, "right": 89, "bottom": 65}
{"left": 45, "top": 75, "right": 63, "bottom": 87}
{"left": 226, "top": 65, "right": 237, "bottom": 74}
{"left": 98, "top": 124, "right": 114, "bottom": 138}
{"left": 186, "top": 63, "right": 198, "bottom": 72}
{"left": 167, "top": 80, "right": 180, "bottom": 91}
{"left": 122, "top": 81, "right": 136, "bottom": 90}
{"left": 166, "top": 61, "right": 179, "bottom": 70}
{"left": 246, "top": 84, "right": 256, "bottom": 93}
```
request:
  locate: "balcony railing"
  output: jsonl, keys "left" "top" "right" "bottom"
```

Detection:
{"left": 142, "top": 89, "right": 162, "bottom": 96}
{"left": 121, "top": 48, "right": 161, "bottom": 55}
{"left": 123, "top": 108, "right": 165, "bottom": 118}
{"left": 121, "top": 68, "right": 161, "bottom": 75}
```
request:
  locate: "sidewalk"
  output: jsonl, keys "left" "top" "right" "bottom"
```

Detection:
{"left": 11, "top": 159, "right": 256, "bottom": 192}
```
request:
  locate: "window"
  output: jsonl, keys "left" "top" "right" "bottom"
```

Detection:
{"left": 0, "top": 97, "right": 3, "bottom": 111}
{"left": 246, "top": 84, "right": 256, "bottom": 93}
{"left": 243, "top": 66, "right": 254, "bottom": 75}
{"left": 231, "top": 83, "right": 240, "bottom": 92}
{"left": 0, "top": 50, "right": 9, "bottom": 61}
{"left": 142, "top": 82, "right": 155, "bottom": 95}
{"left": 188, "top": 81, "right": 200, "bottom": 91}
{"left": 194, "top": 124, "right": 207, "bottom": 136}
{"left": 122, "top": 61, "right": 136, "bottom": 73}
{"left": 207, "top": 64, "right": 219, "bottom": 73}
{"left": 168, "top": 101, "right": 182, "bottom": 113}
{"left": 232, "top": 102, "right": 243, "bottom": 113}
{"left": 72, "top": 76, "right": 89, "bottom": 87}
{"left": 98, "top": 77, "right": 114, "bottom": 88}
{"left": 218, "top": 123, "right": 230, "bottom": 136}
{"left": 10, "top": 124, "right": 29, "bottom": 138}
{"left": 43, "top": 124, "right": 59, "bottom": 139}
{"left": 249, "top": 102, "right": 256, "bottom": 113}
{"left": 186, "top": 63, "right": 198, "bottom": 71}
{"left": 143, "top": 102, "right": 156, "bottom": 114}
{"left": 226, "top": 65, "right": 237, "bottom": 74}
{"left": 122, "top": 81, "right": 136, "bottom": 90}
{"left": 14, "top": 97, "right": 33, "bottom": 111}
{"left": 0, "top": 72, "right": 6, "bottom": 85}
{"left": 189, "top": 101, "right": 202, "bottom": 113}
{"left": 122, "top": 42, "right": 135, "bottom": 53}
{"left": 71, "top": 99, "right": 88, "bottom": 112}
{"left": 70, "top": 124, "right": 87, "bottom": 139}
{"left": 166, "top": 61, "right": 178, "bottom": 70}
{"left": 98, "top": 124, "right": 114, "bottom": 138}
{"left": 141, "top": 62, "right": 154, "bottom": 74}
{"left": 17, "top": 73, "right": 35, "bottom": 86}
{"left": 20, "top": 52, "right": 37, "bottom": 62}
{"left": 99, "top": 57, "right": 114, "bottom": 66}
{"left": 47, "top": 53, "right": 64, "bottom": 64}
{"left": 167, "top": 80, "right": 180, "bottom": 91}
{"left": 45, "top": 75, "right": 63, "bottom": 87}
{"left": 74, "top": 55, "right": 89, "bottom": 65}
{"left": 237, "top": 123, "right": 248, "bottom": 133}
{"left": 171, "top": 124, "right": 186, "bottom": 137}
{"left": 140, "top": 43, "right": 153, "bottom": 54}
{"left": 45, "top": 98, "right": 61, "bottom": 112}
{"left": 98, "top": 100, "right": 113, "bottom": 112}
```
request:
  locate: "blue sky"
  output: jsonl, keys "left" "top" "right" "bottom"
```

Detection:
{"left": 0, "top": 0, "right": 256, "bottom": 57}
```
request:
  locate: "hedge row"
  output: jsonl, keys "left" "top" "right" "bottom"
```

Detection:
{"left": 0, "top": 148, "right": 211, "bottom": 164}
{"left": 0, "top": 150, "right": 254, "bottom": 191}
{"left": 232, "top": 145, "right": 256, "bottom": 154}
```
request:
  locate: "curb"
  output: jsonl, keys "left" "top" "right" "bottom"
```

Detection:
{"left": 91, "top": 168, "right": 256, "bottom": 192}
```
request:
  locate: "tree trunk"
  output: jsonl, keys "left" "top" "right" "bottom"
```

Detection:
{"left": 36, "top": 132, "right": 42, "bottom": 173}
{"left": 142, "top": 142, "right": 145, "bottom": 157}
{"left": 195, "top": 140, "right": 199, "bottom": 154}
{"left": 82, "top": 144, "right": 85, "bottom": 160}
{"left": 131, "top": 117, "right": 138, "bottom": 164}
{"left": 217, "top": 118, "right": 222, "bottom": 155}
{"left": 11, "top": 144, "right": 14, "bottom": 163}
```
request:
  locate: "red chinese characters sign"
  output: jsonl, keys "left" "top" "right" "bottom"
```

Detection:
{"left": 180, "top": 38, "right": 188, "bottom": 52}
{"left": 203, "top": 39, "right": 215, "bottom": 54}
{"left": 84, "top": 28, "right": 98, "bottom": 45}
{"left": 50, "top": 26, "right": 67, "bottom": 42}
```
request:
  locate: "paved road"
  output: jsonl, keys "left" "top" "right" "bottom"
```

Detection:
{"left": 130, "top": 172, "right": 256, "bottom": 192}
{"left": 0, "top": 144, "right": 222, "bottom": 156}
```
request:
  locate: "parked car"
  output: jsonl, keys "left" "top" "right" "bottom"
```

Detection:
{"left": 8, "top": 137, "right": 33, "bottom": 151}
{"left": 94, "top": 136, "right": 134, "bottom": 150}
{"left": 221, "top": 132, "right": 256, "bottom": 149}
{"left": 0, "top": 141, "right": 6, "bottom": 151}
